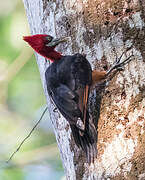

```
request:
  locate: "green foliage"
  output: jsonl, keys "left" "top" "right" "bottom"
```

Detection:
{"left": 2, "top": 168, "right": 25, "bottom": 180}
{"left": 8, "top": 55, "right": 46, "bottom": 117}
{"left": 0, "top": 15, "right": 19, "bottom": 63}
{"left": 0, "top": 0, "right": 64, "bottom": 179}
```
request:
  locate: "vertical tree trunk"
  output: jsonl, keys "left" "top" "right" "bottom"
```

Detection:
{"left": 23, "top": 0, "right": 145, "bottom": 179}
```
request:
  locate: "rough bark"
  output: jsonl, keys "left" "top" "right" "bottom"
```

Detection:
{"left": 23, "top": 0, "right": 145, "bottom": 179}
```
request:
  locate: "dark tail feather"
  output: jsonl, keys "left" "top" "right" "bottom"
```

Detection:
{"left": 70, "top": 118, "right": 98, "bottom": 164}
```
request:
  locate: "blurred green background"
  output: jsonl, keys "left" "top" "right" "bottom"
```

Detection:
{"left": 0, "top": 0, "right": 64, "bottom": 179}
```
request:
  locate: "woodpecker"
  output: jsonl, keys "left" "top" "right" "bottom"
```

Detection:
{"left": 23, "top": 34, "right": 133, "bottom": 163}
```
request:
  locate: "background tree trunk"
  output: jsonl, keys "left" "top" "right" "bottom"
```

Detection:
{"left": 23, "top": 0, "right": 145, "bottom": 179}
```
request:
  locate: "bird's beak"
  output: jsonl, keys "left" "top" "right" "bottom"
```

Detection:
{"left": 46, "top": 37, "right": 69, "bottom": 47}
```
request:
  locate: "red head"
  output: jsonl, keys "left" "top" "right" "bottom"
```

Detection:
{"left": 23, "top": 34, "right": 68, "bottom": 62}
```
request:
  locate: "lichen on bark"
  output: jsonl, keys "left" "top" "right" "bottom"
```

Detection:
{"left": 23, "top": 0, "right": 145, "bottom": 179}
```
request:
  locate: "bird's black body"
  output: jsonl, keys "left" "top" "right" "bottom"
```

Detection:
{"left": 45, "top": 53, "right": 97, "bottom": 163}
{"left": 24, "top": 33, "right": 134, "bottom": 164}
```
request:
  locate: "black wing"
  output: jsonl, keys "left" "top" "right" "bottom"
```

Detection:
{"left": 45, "top": 54, "right": 97, "bottom": 163}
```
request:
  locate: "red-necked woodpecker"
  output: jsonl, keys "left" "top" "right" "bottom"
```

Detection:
{"left": 23, "top": 34, "right": 133, "bottom": 163}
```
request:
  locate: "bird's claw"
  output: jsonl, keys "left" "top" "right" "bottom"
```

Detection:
{"left": 113, "top": 53, "right": 133, "bottom": 69}
{"left": 117, "top": 67, "right": 124, "bottom": 71}
{"left": 117, "top": 55, "right": 133, "bottom": 67}
{"left": 115, "top": 51, "right": 125, "bottom": 64}
{"left": 106, "top": 51, "right": 134, "bottom": 76}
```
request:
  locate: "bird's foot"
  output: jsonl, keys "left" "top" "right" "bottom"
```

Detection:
{"left": 106, "top": 51, "right": 134, "bottom": 76}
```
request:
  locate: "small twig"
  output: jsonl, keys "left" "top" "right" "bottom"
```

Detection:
{"left": 6, "top": 107, "right": 48, "bottom": 163}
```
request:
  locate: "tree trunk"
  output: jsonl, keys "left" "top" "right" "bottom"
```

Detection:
{"left": 23, "top": 0, "right": 145, "bottom": 179}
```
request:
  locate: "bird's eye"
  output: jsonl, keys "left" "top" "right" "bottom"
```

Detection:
{"left": 46, "top": 36, "right": 53, "bottom": 42}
